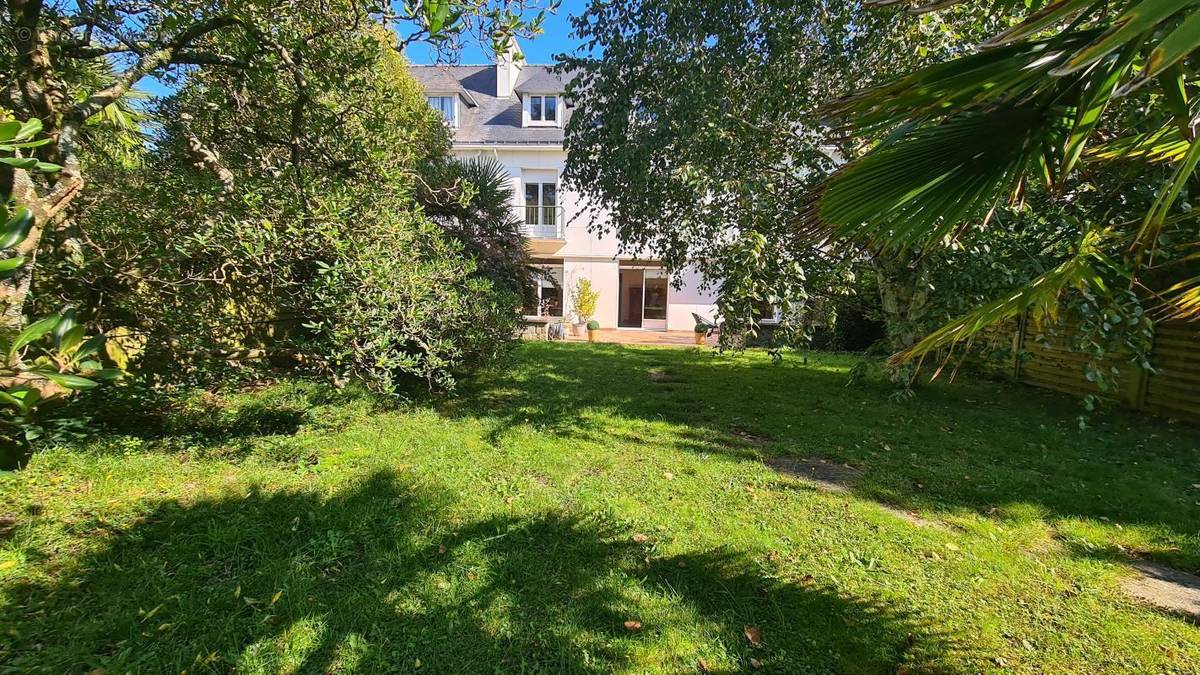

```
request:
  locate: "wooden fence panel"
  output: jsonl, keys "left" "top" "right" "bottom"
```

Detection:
{"left": 1017, "top": 322, "right": 1143, "bottom": 406}
{"left": 1143, "top": 321, "right": 1200, "bottom": 420}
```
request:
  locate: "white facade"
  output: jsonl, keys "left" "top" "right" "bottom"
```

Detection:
{"left": 413, "top": 48, "right": 719, "bottom": 331}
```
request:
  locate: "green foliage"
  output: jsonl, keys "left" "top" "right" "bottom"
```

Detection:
{"left": 562, "top": 1, "right": 991, "bottom": 352}
{"left": 0, "top": 119, "right": 122, "bottom": 466}
{"left": 586, "top": 319, "right": 599, "bottom": 331}
{"left": 811, "top": 0, "right": 1200, "bottom": 362}
{"left": 694, "top": 323, "right": 708, "bottom": 334}
{"left": 47, "top": 28, "right": 521, "bottom": 395}
{"left": 303, "top": 200, "right": 522, "bottom": 392}
{"left": 418, "top": 156, "right": 533, "bottom": 296}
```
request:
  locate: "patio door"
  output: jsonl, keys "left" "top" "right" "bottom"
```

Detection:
{"left": 642, "top": 270, "right": 667, "bottom": 330}
{"left": 618, "top": 270, "right": 643, "bottom": 328}
{"left": 618, "top": 268, "right": 669, "bottom": 330}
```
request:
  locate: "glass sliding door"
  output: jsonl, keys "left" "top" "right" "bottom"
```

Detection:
{"left": 617, "top": 267, "right": 669, "bottom": 330}
{"left": 642, "top": 270, "right": 668, "bottom": 330}
{"left": 618, "top": 270, "right": 643, "bottom": 328}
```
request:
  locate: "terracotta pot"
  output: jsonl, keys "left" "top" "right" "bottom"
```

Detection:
{"left": 588, "top": 329, "right": 598, "bottom": 343}
{"left": 572, "top": 323, "right": 586, "bottom": 337}
{"left": 694, "top": 333, "right": 706, "bottom": 345}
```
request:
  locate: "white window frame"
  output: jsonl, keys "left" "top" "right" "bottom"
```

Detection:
{"left": 427, "top": 94, "right": 458, "bottom": 127}
{"left": 523, "top": 93, "right": 560, "bottom": 127}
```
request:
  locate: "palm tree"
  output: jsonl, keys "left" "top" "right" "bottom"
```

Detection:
{"left": 803, "top": 0, "right": 1200, "bottom": 364}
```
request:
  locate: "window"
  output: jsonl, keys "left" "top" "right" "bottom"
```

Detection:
{"left": 523, "top": 182, "right": 558, "bottom": 236}
{"left": 529, "top": 95, "right": 558, "bottom": 123}
{"left": 754, "top": 300, "right": 781, "bottom": 324}
{"left": 523, "top": 267, "right": 563, "bottom": 318}
{"left": 428, "top": 95, "right": 456, "bottom": 126}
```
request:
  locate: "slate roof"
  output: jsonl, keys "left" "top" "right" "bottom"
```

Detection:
{"left": 409, "top": 64, "right": 571, "bottom": 146}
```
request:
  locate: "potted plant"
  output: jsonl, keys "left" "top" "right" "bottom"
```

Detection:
{"left": 694, "top": 322, "right": 709, "bottom": 346}
{"left": 587, "top": 320, "right": 600, "bottom": 342}
{"left": 570, "top": 278, "right": 599, "bottom": 337}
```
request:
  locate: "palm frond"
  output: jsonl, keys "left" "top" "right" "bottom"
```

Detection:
{"left": 809, "top": 106, "right": 1050, "bottom": 250}
{"left": 1137, "top": 137, "right": 1200, "bottom": 255}
{"left": 823, "top": 32, "right": 1100, "bottom": 132}
{"left": 1089, "top": 122, "right": 1191, "bottom": 163}
{"left": 1162, "top": 274, "right": 1200, "bottom": 319}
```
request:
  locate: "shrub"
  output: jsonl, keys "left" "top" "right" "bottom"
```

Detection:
{"left": 571, "top": 279, "right": 600, "bottom": 323}
{"left": 694, "top": 323, "right": 709, "bottom": 334}
{"left": 587, "top": 320, "right": 600, "bottom": 331}
{"left": 303, "top": 193, "right": 522, "bottom": 392}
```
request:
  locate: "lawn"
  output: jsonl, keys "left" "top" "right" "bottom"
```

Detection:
{"left": 1, "top": 343, "right": 1198, "bottom": 673}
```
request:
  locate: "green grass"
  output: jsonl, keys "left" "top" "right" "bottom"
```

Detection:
{"left": 2, "top": 343, "right": 1199, "bottom": 673}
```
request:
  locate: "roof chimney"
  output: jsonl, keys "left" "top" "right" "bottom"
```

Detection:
{"left": 495, "top": 38, "right": 524, "bottom": 99}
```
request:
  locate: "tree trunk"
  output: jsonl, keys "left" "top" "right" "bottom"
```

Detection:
{"left": 872, "top": 250, "right": 930, "bottom": 384}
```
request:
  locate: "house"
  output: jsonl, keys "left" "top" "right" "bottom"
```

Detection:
{"left": 410, "top": 44, "right": 719, "bottom": 332}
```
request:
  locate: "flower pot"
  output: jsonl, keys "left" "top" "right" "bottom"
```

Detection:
{"left": 588, "top": 329, "right": 598, "bottom": 343}
{"left": 572, "top": 323, "right": 587, "bottom": 337}
{"left": 694, "top": 333, "right": 706, "bottom": 346}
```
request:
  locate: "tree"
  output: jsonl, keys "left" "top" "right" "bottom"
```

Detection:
{"left": 0, "top": 0, "right": 557, "bottom": 328}
{"left": 561, "top": 0, "right": 993, "bottom": 350}
{"left": 803, "top": 1, "right": 1200, "bottom": 366}
{"left": 418, "top": 156, "right": 534, "bottom": 297}
{"left": 41, "top": 25, "right": 525, "bottom": 393}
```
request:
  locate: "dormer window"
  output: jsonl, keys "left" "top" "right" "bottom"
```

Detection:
{"left": 524, "top": 94, "right": 560, "bottom": 127}
{"left": 530, "top": 95, "right": 557, "bottom": 123}
{"left": 428, "top": 95, "right": 457, "bottom": 127}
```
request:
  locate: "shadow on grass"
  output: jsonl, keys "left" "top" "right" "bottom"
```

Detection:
{"left": 74, "top": 380, "right": 381, "bottom": 460}
{"left": 2, "top": 470, "right": 966, "bottom": 673}
{"left": 442, "top": 343, "right": 1200, "bottom": 572}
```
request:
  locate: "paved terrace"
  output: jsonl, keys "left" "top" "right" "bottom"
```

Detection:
{"left": 564, "top": 328, "right": 712, "bottom": 347}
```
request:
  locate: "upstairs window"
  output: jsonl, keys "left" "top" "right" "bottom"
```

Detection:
{"left": 523, "top": 182, "right": 558, "bottom": 237}
{"left": 428, "top": 95, "right": 456, "bottom": 126}
{"left": 528, "top": 95, "right": 558, "bottom": 123}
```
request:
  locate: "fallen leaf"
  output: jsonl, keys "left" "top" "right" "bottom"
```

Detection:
{"left": 744, "top": 625, "right": 762, "bottom": 646}
{"left": 944, "top": 543, "right": 960, "bottom": 552}
{"left": 632, "top": 533, "right": 649, "bottom": 544}
{"left": 662, "top": 472, "right": 674, "bottom": 481}
{"left": 750, "top": 657, "right": 763, "bottom": 669}
{"left": 270, "top": 591, "right": 283, "bottom": 605}
{"left": 801, "top": 574, "right": 814, "bottom": 585}
{"left": 697, "top": 657, "right": 710, "bottom": 672}
{"left": 624, "top": 620, "right": 642, "bottom": 631}
{"left": 438, "top": 544, "right": 446, "bottom": 555}
{"left": 466, "top": 571, "right": 478, "bottom": 581}
{"left": 414, "top": 658, "right": 422, "bottom": 669}
{"left": 677, "top": 560, "right": 687, "bottom": 568}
